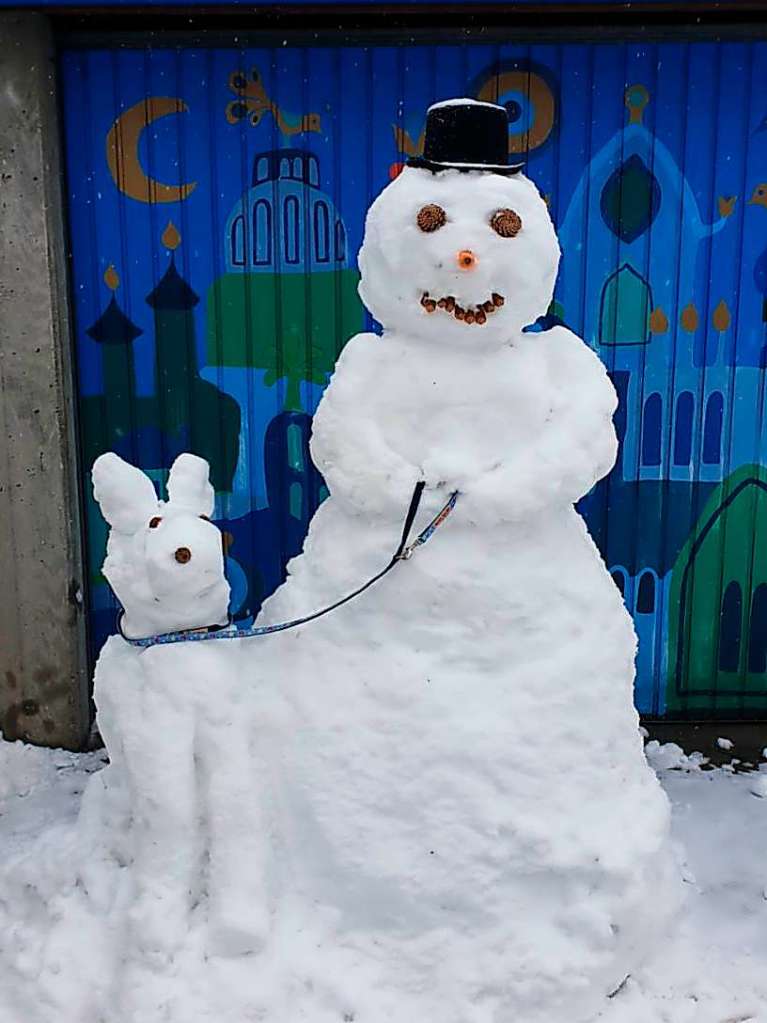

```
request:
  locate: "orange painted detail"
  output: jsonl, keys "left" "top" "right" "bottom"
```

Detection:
{"left": 649, "top": 307, "right": 669, "bottom": 334}
{"left": 103, "top": 264, "right": 120, "bottom": 291}
{"left": 681, "top": 302, "right": 699, "bottom": 333}
{"left": 106, "top": 97, "right": 197, "bottom": 205}
{"left": 712, "top": 299, "right": 731, "bottom": 333}
{"left": 624, "top": 84, "right": 650, "bottom": 125}
{"left": 718, "top": 196, "right": 737, "bottom": 217}
{"left": 162, "top": 221, "right": 181, "bottom": 251}
{"left": 477, "top": 70, "right": 556, "bottom": 152}
{"left": 225, "top": 67, "right": 321, "bottom": 136}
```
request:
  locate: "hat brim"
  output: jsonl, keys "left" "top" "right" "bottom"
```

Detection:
{"left": 406, "top": 156, "right": 524, "bottom": 175}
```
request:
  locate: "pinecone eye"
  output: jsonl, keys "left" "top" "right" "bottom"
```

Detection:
{"left": 490, "top": 209, "right": 522, "bottom": 238}
{"left": 417, "top": 204, "right": 447, "bottom": 232}
{"left": 149, "top": 516, "right": 162, "bottom": 529}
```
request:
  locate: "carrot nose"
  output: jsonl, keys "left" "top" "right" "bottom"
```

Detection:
{"left": 457, "top": 249, "right": 478, "bottom": 271}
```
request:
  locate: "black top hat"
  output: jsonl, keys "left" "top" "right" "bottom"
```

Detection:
{"left": 407, "top": 98, "right": 523, "bottom": 176}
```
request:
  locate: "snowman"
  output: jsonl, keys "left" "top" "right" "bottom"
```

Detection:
{"left": 255, "top": 98, "right": 679, "bottom": 1023}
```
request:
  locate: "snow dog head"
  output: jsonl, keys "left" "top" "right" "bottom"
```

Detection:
{"left": 92, "top": 452, "right": 230, "bottom": 640}
{"left": 359, "top": 165, "right": 560, "bottom": 345}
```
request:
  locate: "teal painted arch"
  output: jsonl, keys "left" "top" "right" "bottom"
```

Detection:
{"left": 598, "top": 263, "right": 653, "bottom": 347}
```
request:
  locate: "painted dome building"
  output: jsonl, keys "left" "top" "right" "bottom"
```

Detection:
{"left": 224, "top": 148, "right": 349, "bottom": 274}
{"left": 203, "top": 146, "right": 363, "bottom": 617}
{"left": 206, "top": 147, "right": 362, "bottom": 518}
{"left": 563, "top": 86, "right": 767, "bottom": 715}
{"left": 558, "top": 85, "right": 733, "bottom": 357}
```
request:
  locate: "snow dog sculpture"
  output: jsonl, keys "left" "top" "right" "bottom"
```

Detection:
{"left": 90, "top": 451, "right": 268, "bottom": 961}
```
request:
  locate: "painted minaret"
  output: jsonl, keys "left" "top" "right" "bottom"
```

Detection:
{"left": 146, "top": 222, "right": 241, "bottom": 492}
{"left": 86, "top": 264, "right": 143, "bottom": 432}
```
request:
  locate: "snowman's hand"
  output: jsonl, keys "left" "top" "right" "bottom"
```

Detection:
{"left": 466, "top": 327, "right": 618, "bottom": 521}
{"left": 316, "top": 417, "right": 421, "bottom": 517}
{"left": 310, "top": 333, "right": 422, "bottom": 519}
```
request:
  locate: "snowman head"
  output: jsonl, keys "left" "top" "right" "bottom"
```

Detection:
{"left": 359, "top": 100, "right": 560, "bottom": 345}
{"left": 359, "top": 166, "right": 559, "bottom": 344}
{"left": 92, "top": 452, "right": 230, "bottom": 641}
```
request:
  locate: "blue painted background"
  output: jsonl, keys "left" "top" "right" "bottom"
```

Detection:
{"left": 61, "top": 38, "right": 767, "bottom": 718}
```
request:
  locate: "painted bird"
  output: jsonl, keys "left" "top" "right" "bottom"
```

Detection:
{"left": 226, "top": 68, "right": 321, "bottom": 136}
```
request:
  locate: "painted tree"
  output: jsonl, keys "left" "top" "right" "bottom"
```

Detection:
{"left": 207, "top": 270, "right": 363, "bottom": 410}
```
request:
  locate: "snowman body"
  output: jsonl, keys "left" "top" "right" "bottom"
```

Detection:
{"left": 257, "top": 165, "right": 677, "bottom": 1022}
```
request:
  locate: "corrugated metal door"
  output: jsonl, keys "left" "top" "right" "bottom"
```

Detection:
{"left": 60, "top": 33, "right": 767, "bottom": 719}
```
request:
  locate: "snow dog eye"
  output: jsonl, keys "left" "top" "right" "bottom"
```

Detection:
{"left": 148, "top": 516, "right": 162, "bottom": 529}
{"left": 490, "top": 209, "right": 522, "bottom": 238}
{"left": 416, "top": 204, "right": 447, "bottom": 232}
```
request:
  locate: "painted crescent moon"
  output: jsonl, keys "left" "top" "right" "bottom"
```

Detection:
{"left": 106, "top": 97, "right": 197, "bottom": 204}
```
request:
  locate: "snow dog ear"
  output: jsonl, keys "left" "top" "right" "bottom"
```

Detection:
{"left": 92, "top": 453, "right": 159, "bottom": 534}
{"left": 166, "top": 453, "right": 215, "bottom": 518}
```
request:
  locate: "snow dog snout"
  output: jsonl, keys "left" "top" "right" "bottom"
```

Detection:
{"left": 92, "top": 451, "right": 231, "bottom": 639}
{"left": 144, "top": 512, "right": 225, "bottom": 601}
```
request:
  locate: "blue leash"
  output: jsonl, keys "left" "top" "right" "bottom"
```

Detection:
{"left": 117, "top": 484, "right": 459, "bottom": 651}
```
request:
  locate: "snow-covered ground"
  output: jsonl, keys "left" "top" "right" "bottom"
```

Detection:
{"left": 602, "top": 739, "right": 767, "bottom": 1023}
{"left": 0, "top": 734, "right": 765, "bottom": 1023}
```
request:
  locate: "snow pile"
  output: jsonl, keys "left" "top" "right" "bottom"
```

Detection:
{"left": 645, "top": 740, "right": 710, "bottom": 773}
{"left": 602, "top": 762, "right": 767, "bottom": 1023}
{"left": 0, "top": 734, "right": 70, "bottom": 802}
{"left": 2, "top": 741, "right": 763, "bottom": 1023}
{"left": 0, "top": 158, "right": 678, "bottom": 1022}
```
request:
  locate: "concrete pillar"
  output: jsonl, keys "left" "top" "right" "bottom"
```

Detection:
{"left": 0, "top": 13, "right": 89, "bottom": 749}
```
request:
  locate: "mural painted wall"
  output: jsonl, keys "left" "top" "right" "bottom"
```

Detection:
{"left": 60, "top": 39, "right": 767, "bottom": 718}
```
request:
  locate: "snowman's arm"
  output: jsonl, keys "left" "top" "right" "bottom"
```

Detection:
{"left": 471, "top": 327, "right": 618, "bottom": 519}
{"left": 311, "top": 333, "right": 423, "bottom": 517}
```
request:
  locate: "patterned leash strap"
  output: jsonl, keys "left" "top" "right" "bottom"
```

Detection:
{"left": 117, "top": 483, "right": 459, "bottom": 650}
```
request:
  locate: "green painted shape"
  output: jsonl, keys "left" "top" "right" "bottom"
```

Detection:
{"left": 79, "top": 294, "right": 241, "bottom": 503}
{"left": 79, "top": 381, "right": 239, "bottom": 497}
{"left": 154, "top": 308, "right": 195, "bottom": 433}
{"left": 287, "top": 422, "right": 304, "bottom": 471}
{"left": 289, "top": 480, "right": 303, "bottom": 520}
{"left": 549, "top": 299, "right": 566, "bottom": 322}
{"left": 599, "top": 264, "right": 651, "bottom": 346}
{"left": 206, "top": 269, "right": 363, "bottom": 410}
{"left": 599, "top": 153, "right": 661, "bottom": 243}
{"left": 666, "top": 464, "right": 767, "bottom": 714}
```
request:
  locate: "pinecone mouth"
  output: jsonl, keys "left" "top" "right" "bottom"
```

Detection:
{"left": 420, "top": 291, "right": 505, "bottom": 325}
